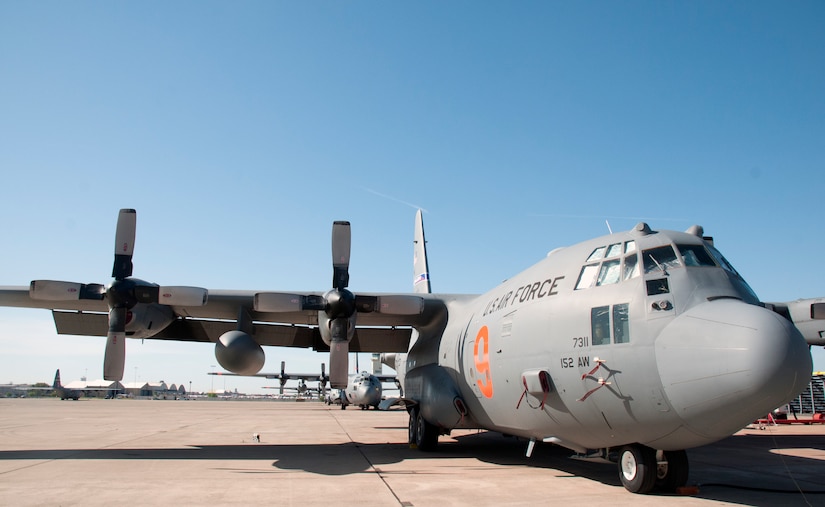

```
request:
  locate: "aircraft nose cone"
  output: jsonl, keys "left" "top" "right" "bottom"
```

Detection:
{"left": 655, "top": 300, "right": 811, "bottom": 442}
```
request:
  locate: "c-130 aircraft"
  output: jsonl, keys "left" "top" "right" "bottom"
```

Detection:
{"left": 0, "top": 209, "right": 818, "bottom": 494}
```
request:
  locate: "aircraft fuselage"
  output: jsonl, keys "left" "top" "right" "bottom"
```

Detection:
{"left": 406, "top": 224, "right": 812, "bottom": 454}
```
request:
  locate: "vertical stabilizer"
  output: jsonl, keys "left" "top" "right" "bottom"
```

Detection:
{"left": 413, "top": 209, "right": 431, "bottom": 294}
{"left": 53, "top": 369, "right": 62, "bottom": 389}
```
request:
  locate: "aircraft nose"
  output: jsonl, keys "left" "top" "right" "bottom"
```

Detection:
{"left": 655, "top": 299, "right": 812, "bottom": 442}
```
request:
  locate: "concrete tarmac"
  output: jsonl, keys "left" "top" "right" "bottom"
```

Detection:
{"left": 0, "top": 398, "right": 823, "bottom": 506}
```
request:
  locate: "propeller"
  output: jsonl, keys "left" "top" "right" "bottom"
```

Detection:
{"left": 254, "top": 220, "right": 424, "bottom": 389}
{"left": 30, "top": 209, "right": 208, "bottom": 381}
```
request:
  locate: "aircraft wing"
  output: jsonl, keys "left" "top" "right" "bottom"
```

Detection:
{"left": 764, "top": 298, "right": 825, "bottom": 346}
{"left": 0, "top": 209, "right": 476, "bottom": 386}
{"left": 209, "top": 371, "right": 325, "bottom": 381}
{"left": 0, "top": 286, "right": 456, "bottom": 353}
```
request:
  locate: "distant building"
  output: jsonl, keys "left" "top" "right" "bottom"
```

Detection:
{"left": 122, "top": 381, "right": 187, "bottom": 398}
{"left": 63, "top": 379, "right": 123, "bottom": 398}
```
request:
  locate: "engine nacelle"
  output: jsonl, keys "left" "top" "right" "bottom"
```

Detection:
{"left": 124, "top": 304, "right": 175, "bottom": 339}
{"left": 215, "top": 330, "right": 265, "bottom": 375}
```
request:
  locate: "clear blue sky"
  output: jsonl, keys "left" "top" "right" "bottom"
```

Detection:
{"left": 1, "top": 2, "right": 823, "bottom": 393}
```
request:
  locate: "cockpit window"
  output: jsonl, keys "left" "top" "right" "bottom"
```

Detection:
{"left": 596, "top": 259, "right": 621, "bottom": 286}
{"left": 623, "top": 252, "right": 639, "bottom": 280}
{"left": 587, "top": 247, "right": 606, "bottom": 262}
{"left": 576, "top": 264, "right": 600, "bottom": 290}
{"left": 706, "top": 244, "right": 741, "bottom": 276}
{"left": 677, "top": 244, "right": 716, "bottom": 267}
{"left": 643, "top": 245, "right": 680, "bottom": 274}
{"left": 705, "top": 243, "right": 760, "bottom": 301}
{"left": 577, "top": 243, "right": 640, "bottom": 290}
{"left": 605, "top": 243, "right": 622, "bottom": 258}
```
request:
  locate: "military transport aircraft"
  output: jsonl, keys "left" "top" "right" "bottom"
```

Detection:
{"left": 213, "top": 360, "right": 397, "bottom": 409}
{"left": 14, "top": 369, "right": 81, "bottom": 400}
{"left": 332, "top": 370, "right": 396, "bottom": 410}
{"left": 16, "top": 369, "right": 117, "bottom": 400}
{"left": 0, "top": 208, "right": 820, "bottom": 494}
{"left": 210, "top": 361, "right": 329, "bottom": 397}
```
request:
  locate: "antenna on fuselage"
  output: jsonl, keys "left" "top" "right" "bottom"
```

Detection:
{"left": 605, "top": 220, "right": 613, "bottom": 234}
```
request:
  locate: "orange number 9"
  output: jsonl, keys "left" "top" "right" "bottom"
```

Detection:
{"left": 474, "top": 326, "right": 494, "bottom": 398}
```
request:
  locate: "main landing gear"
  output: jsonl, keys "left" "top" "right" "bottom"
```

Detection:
{"left": 617, "top": 444, "right": 689, "bottom": 494}
{"left": 408, "top": 406, "right": 438, "bottom": 451}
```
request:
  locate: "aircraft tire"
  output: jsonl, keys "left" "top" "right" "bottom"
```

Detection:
{"left": 414, "top": 410, "right": 438, "bottom": 451}
{"left": 408, "top": 407, "right": 418, "bottom": 445}
{"left": 655, "top": 449, "right": 689, "bottom": 492}
{"left": 618, "top": 444, "right": 657, "bottom": 494}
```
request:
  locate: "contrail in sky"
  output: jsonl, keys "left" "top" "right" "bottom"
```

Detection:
{"left": 361, "top": 187, "right": 428, "bottom": 213}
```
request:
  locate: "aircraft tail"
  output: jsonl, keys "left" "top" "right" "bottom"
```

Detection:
{"left": 53, "top": 369, "right": 62, "bottom": 389}
{"left": 382, "top": 209, "right": 432, "bottom": 396}
{"left": 413, "top": 209, "right": 431, "bottom": 294}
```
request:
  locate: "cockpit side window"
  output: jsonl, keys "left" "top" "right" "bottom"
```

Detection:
{"left": 591, "top": 303, "right": 631, "bottom": 345}
{"left": 591, "top": 306, "right": 610, "bottom": 345}
{"left": 677, "top": 244, "right": 716, "bottom": 267}
{"left": 643, "top": 245, "right": 680, "bottom": 274}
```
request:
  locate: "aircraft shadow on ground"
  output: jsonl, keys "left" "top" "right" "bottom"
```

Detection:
{"left": 1, "top": 428, "right": 824, "bottom": 504}
{"left": 0, "top": 431, "right": 615, "bottom": 482}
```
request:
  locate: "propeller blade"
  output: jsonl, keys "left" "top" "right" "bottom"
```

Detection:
{"left": 331, "top": 221, "right": 351, "bottom": 290}
{"left": 112, "top": 209, "right": 137, "bottom": 280}
{"left": 103, "top": 332, "right": 126, "bottom": 381}
{"left": 329, "top": 340, "right": 349, "bottom": 388}
{"left": 29, "top": 280, "right": 105, "bottom": 301}
{"left": 103, "top": 306, "right": 128, "bottom": 381}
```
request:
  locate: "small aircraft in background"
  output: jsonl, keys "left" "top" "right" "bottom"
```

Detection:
{"left": 212, "top": 360, "right": 397, "bottom": 409}
{"left": 211, "top": 361, "right": 328, "bottom": 397}
{"left": 15, "top": 369, "right": 106, "bottom": 400}
{"left": 0, "top": 209, "right": 819, "bottom": 494}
